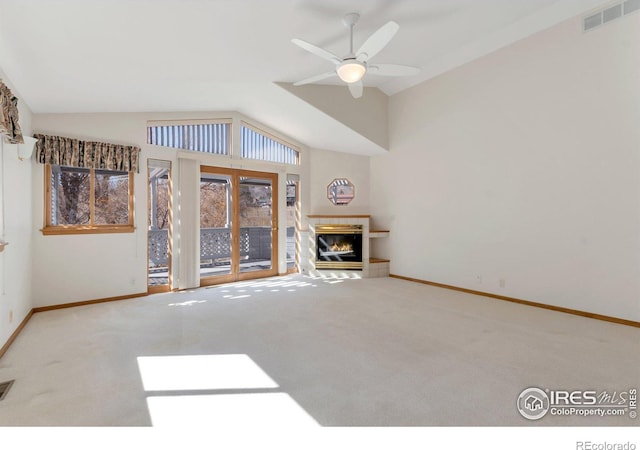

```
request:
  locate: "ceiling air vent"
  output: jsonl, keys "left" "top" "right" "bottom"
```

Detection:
{"left": 584, "top": 0, "right": 639, "bottom": 31}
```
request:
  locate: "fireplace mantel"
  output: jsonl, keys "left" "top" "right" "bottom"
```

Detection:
{"left": 305, "top": 214, "right": 389, "bottom": 278}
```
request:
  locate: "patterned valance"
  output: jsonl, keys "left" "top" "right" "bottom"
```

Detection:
{"left": 0, "top": 80, "right": 24, "bottom": 144}
{"left": 34, "top": 134, "right": 141, "bottom": 173}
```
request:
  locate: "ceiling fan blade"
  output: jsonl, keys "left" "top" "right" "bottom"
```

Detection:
{"left": 293, "top": 71, "right": 337, "bottom": 86}
{"left": 291, "top": 38, "right": 341, "bottom": 64}
{"left": 368, "top": 64, "right": 420, "bottom": 77}
{"left": 355, "top": 21, "right": 399, "bottom": 61}
{"left": 348, "top": 81, "right": 363, "bottom": 99}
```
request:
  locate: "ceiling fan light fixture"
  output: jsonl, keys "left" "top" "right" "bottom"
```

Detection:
{"left": 336, "top": 60, "right": 366, "bottom": 83}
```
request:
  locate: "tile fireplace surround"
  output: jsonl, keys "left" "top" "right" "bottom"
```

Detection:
{"left": 304, "top": 215, "right": 389, "bottom": 278}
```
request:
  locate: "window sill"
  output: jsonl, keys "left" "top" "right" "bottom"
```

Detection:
{"left": 41, "top": 225, "right": 135, "bottom": 236}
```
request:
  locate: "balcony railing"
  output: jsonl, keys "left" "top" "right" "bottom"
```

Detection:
{"left": 148, "top": 227, "right": 295, "bottom": 272}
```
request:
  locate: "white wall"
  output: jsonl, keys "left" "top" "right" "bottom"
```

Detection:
{"left": 31, "top": 112, "right": 306, "bottom": 307}
{"left": 371, "top": 13, "right": 640, "bottom": 321}
{"left": 308, "top": 148, "right": 371, "bottom": 216}
{"left": 291, "top": 147, "right": 371, "bottom": 273}
{"left": 277, "top": 83, "right": 389, "bottom": 150}
{"left": 0, "top": 70, "right": 33, "bottom": 348}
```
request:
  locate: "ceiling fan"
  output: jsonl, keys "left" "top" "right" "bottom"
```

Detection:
{"left": 292, "top": 12, "right": 419, "bottom": 99}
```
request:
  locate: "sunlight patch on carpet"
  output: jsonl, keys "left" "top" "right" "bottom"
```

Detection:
{"left": 137, "top": 354, "right": 278, "bottom": 391}
{"left": 146, "top": 392, "right": 318, "bottom": 427}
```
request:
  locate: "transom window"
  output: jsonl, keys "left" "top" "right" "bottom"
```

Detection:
{"left": 44, "top": 164, "right": 134, "bottom": 234}
{"left": 147, "top": 120, "right": 230, "bottom": 155}
{"left": 146, "top": 119, "right": 300, "bottom": 165}
{"left": 241, "top": 123, "right": 299, "bottom": 165}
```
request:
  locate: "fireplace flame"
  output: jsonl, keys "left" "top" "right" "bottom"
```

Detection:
{"left": 330, "top": 242, "right": 353, "bottom": 252}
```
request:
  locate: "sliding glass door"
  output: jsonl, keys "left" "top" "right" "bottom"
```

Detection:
{"left": 199, "top": 169, "right": 233, "bottom": 283}
{"left": 238, "top": 173, "right": 277, "bottom": 274}
{"left": 200, "top": 166, "right": 278, "bottom": 286}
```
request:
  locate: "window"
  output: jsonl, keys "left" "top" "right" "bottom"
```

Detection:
{"left": 147, "top": 120, "right": 230, "bottom": 155}
{"left": 286, "top": 175, "right": 300, "bottom": 273}
{"left": 148, "top": 159, "right": 172, "bottom": 292}
{"left": 44, "top": 164, "right": 134, "bottom": 234}
{"left": 241, "top": 123, "right": 299, "bottom": 165}
{"left": 147, "top": 119, "right": 299, "bottom": 165}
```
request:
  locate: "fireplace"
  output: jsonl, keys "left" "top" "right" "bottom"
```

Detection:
{"left": 315, "top": 224, "right": 363, "bottom": 270}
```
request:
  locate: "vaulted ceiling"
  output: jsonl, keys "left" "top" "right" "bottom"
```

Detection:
{"left": 0, "top": 0, "right": 606, "bottom": 155}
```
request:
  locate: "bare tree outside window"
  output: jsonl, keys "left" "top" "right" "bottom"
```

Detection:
{"left": 150, "top": 176, "right": 170, "bottom": 230}
{"left": 53, "top": 167, "right": 90, "bottom": 225}
{"left": 198, "top": 180, "right": 272, "bottom": 228}
{"left": 200, "top": 181, "right": 228, "bottom": 228}
{"left": 95, "top": 170, "right": 130, "bottom": 225}
{"left": 46, "top": 164, "right": 133, "bottom": 234}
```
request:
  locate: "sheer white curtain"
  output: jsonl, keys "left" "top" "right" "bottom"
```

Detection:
{"left": 176, "top": 157, "right": 200, "bottom": 290}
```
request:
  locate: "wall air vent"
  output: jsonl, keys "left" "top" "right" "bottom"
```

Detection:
{"left": 625, "top": 0, "right": 640, "bottom": 14}
{"left": 603, "top": 3, "right": 623, "bottom": 22}
{"left": 583, "top": 0, "right": 640, "bottom": 31}
{"left": 584, "top": 12, "right": 602, "bottom": 30}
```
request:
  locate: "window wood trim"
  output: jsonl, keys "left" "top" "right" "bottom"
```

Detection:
{"left": 42, "top": 164, "right": 135, "bottom": 235}
{"left": 147, "top": 118, "right": 232, "bottom": 127}
{"left": 41, "top": 225, "right": 135, "bottom": 236}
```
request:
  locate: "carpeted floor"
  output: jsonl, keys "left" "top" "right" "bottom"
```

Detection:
{"left": 0, "top": 274, "right": 637, "bottom": 427}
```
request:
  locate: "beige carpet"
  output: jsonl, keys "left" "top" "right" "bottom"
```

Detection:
{"left": 0, "top": 274, "right": 638, "bottom": 428}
